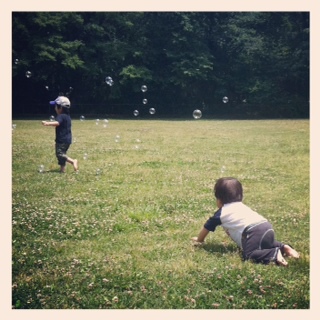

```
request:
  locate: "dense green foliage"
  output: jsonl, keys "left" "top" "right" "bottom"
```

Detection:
{"left": 12, "top": 12, "right": 309, "bottom": 118}
{"left": 12, "top": 119, "right": 309, "bottom": 309}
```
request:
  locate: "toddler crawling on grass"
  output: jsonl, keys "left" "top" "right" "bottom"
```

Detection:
{"left": 192, "top": 177, "right": 299, "bottom": 266}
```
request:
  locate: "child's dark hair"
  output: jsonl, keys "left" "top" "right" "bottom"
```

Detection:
{"left": 214, "top": 177, "right": 243, "bottom": 204}
{"left": 56, "top": 104, "right": 70, "bottom": 115}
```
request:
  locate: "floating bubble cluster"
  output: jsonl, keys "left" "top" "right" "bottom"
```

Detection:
{"left": 193, "top": 109, "right": 202, "bottom": 119}
{"left": 105, "top": 76, "right": 114, "bottom": 86}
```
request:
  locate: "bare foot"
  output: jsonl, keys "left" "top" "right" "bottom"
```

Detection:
{"left": 283, "top": 245, "right": 300, "bottom": 258}
{"left": 276, "top": 249, "right": 288, "bottom": 266}
{"left": 73, "top": 159, "right": 78, "bottom": 171}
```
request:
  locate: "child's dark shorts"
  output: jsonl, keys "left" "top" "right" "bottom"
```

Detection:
{"left": 55, "top": 143, "right": 70, "bottom": 166}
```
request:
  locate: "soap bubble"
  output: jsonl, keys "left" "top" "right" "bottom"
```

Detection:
{"left": 103, "top": 119, "right": 109, "bottom": 128}
{"left": 45, "top": 85, "right": 49, "bottom": 90}
{"left": 134, "top": 139, "right": 141, "bottom": 150}
{"left": 38, "top": 165, "right": 45, "bottom": 173}
{"left": 141, "top": 85, "right": 147, "bottom": 92}
{"left": 14, "top": 59, "right": 19, "bottom": 65}
{"left": 115, "top": 135, "right": 120, "bottom": 143}
{"left": 83, "top": 153, "right": 88, "bottom": 160}
{"left": 80, "top": 115, "right": 85, "bottom": 121}
{"left": 149, "top": 108, "right": 156, "bottom": 115}
{"left": 143, "top": 99, "right": 148, "bottom": 105}
{"left": 12, "top": 124, "right": 17, "bottom": 130}
{"left": 95, "top": 119, "right": 100, "bottom": 125}
{"left": 96, "top": 168, "right": 101, "bottom": 175}
{"left": 192, "top": 109, "right": 202, "bottom": 119}
{"left": 49, "top": 115, "right": 55, "bottom": 121}
{"left": 133, "top": 110, "right": 139, "bottom": 117}
{"left": 25, "top": 71, "right": 32, "bottom": 78}
{"left": 105, "top": 76, "right": 114, "bottom": 86}
{"left": 222, "top": 96, "right": 229, "bottom": 103}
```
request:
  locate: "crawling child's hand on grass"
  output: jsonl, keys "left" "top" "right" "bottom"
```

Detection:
{"left": 191, "top": 236, "right": 204, "bottom": 245}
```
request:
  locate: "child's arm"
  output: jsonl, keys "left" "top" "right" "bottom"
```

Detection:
{"left": 191, "top": 227, "right": 209, "bottom": 243}
{"left": 42, "top": 121, "right": 59, "bottom": 127}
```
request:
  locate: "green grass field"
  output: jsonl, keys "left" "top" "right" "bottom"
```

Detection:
{"left": 12, "top": 118, "right": 309, "bottom": 309}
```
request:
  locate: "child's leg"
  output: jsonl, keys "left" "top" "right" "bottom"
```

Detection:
{"left": 66, "top": 157, "right": 78, "bottom": 171}
{"left": 276, "top": 249, "right": 288, "bottom": 266}
{"left": 56, "top": 144, "right": 68, "bottom": 172}
{"left": 271, "top": 240, "right": 299, "bottom": 258}
{"left": 282, "top": 244, "right": 300, "bottom": 258}
{"left": 249, "top": 243, "right": 299, "bottom": 265}
{"left": 242, "top": 222, "right": 291, "bottom": 265}
{"left": 56, "top": 144, "right": 78, "bottom": 172}
{"left": 248, "top": 247, "right": 287, "bottom": 266}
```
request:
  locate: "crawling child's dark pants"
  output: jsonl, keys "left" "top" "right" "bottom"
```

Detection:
{"left": 241, "top": 221, "right": 284, "bottom": 264}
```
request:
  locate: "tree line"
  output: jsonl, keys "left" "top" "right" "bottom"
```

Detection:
{"left": 12, "top": 12, "right": 309, "bottom": 118}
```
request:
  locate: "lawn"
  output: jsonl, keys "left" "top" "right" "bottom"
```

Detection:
{"left": 11, "top": 118, "right": 309, "bottom": 309}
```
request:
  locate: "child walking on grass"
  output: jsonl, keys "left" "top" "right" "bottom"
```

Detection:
{"left": 41, "top": 96, "right": 78, "bottom": 173}
{"left": 192, "top": 177, "right": 299, "bottom": 266}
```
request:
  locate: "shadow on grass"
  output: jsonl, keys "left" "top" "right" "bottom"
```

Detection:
{"left": 200, "top": 242, "right": 241, "bottom": 256}
{"left": 42, "top": 169, "right": 63, "bottom": 174}
{"left": 194, "top": 241, "right": 244, "bottom": 260}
